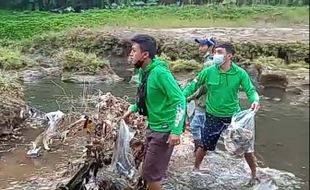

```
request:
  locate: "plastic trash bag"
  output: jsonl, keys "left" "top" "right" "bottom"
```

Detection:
{"left": 222, "top": 109, "right": 256, "bottom": 156}
{"left": 111, "top": 119, "right": 137, "bottom": 180}
{"left": 45, "top": 110, "right": 65, "bottom": 130}
{"left": 26, "top": 110, "right": 65, "bottom": 157}
{"left": 187, "top": 100, "right": 195, "bottom": 118}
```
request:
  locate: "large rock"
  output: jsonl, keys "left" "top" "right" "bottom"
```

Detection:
{"left": 260, "top": 73, "right": 288, "bottom": 89}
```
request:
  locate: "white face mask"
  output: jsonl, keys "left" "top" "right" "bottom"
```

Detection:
{"left": 213, "top": 54, "right": 225, "bottom": 66}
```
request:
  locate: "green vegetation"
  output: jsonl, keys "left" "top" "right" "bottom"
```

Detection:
{"left": 0, "top": 5, "right": 308, "bottom": 73}
{"left": 0, "top": 71, "right": 22, "bottom": 94}
{"left": 164, "top": 55, "right": 309, "bottom": 73}
{"left": 22, "top": 27, "right": 309, "bottom": 65}
{"left": 0, "top": 5, "right": 308, "bottom": 40}
{"left": 0, "top": 47, "right": 33, "bottom": 70}
{"left": 159, "top": 53, "right": 202, "bottom": 72}
{"left": 170, "top": 59, "right": 202, "bottom": 72}
{"left": 252, "top": 56, "right": 309, "bottom": 69}
{"left": 233, "top": 42, "right": 309, "bottom": 64}
{"left": 56, "top": 49, "right": 110, "bottom": 74}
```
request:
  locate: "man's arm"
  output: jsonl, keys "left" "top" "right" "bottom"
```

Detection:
{"left": 157, "top": 70, "right": 186, "bottom": 136}
{"left": 240, "top": 70, "right": 260, "bottom": 104}
{"left": 187, "top": 85, "right": 207, "bottom": 101}
{"left": 183, "top": 68, "right": 208, "bottom": 98}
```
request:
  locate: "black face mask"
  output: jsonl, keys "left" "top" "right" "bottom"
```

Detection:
{"left": 134, "top": 60, "right": 144, "bottom": 69}
{"left": 133, "top": 52, "right": 147, "bottom": 69}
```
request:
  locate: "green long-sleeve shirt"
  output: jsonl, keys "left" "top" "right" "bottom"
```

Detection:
{"left": 187, "top": 52, "right": 213, "bottom": 111}
{"left": 129, "top": 57, "right": 186, "bottom": 135}
{"left": 183, "top": 63, "right": 259, "bottom": 117}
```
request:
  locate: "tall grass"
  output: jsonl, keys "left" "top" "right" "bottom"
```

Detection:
{"left": 0, "top": 5, "right": 308, "bottom": 40}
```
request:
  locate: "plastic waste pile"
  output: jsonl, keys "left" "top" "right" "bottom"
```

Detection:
{"left": 56, "top": 92, "right": 147, "bottom": 190}
{"left": 222, "top": 109, "right": 256, "bottom": 156}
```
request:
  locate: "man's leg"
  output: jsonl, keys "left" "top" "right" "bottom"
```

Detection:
{"left": 190, "top": 110, "right": 205, "bottom": 153}
{"left": 244, "top": 152, "right": 257, "bottom": 178}
{"left": 193, "top": 112, "right": 212, "bottom": 171}
{"left": 142, "top": 131, "right": 173, "bottom": 190}
{"left": 194, "top": 147, "right": 206, "bottom": 170}
{"left": 194, "top": 113, "right": 230, "bottom": 171}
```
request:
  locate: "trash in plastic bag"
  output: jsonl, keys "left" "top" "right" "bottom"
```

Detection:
{"left": 187, "top": 100, "right": 195, "bottom": 118}
{"left": 111, "top": 119, "right": 137, "bottom": 180}
{"left": 26, "top": 110, "right": 65, "bottom": 157}
{"left": 222, "top": 109, "right": 256, "bottom": 156}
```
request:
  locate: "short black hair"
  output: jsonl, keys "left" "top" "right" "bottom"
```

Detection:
{"left": 130, "top": 34, "right": 157, "bottom": 59}
{"left": 215, "top": 42, "right": 236, "bottom": 55}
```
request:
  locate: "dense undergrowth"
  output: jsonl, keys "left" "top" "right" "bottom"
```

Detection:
{"left": 0, "top": 27, "right": 308, "bottom": 73}
{"left": 56, "top": 49, "right": 111, "bottom": 74}
{"left": 0, "top": 47, "right": 33, "bottom": 70}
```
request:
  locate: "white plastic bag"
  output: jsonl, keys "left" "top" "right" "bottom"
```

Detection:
{"left": 27, "top": 110, "right": 65, "bottom": 157}
{"left": 187, "top": 100, "right": 195, "bottom": 118}
{"left": 45, "top": 110, "right": 65, "bottom": 131}
{"left": 111, "top": 119, "right": 137, "bottom": 180}
{"left": 222, "top": 109, "right": 256, "bottom": 156}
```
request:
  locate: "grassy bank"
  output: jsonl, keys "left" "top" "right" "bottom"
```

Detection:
{"left": 0, "top": 47, "right": 33, "bottom": 70}
{"left": 56, "top": 49, "right": 111, "bottom": 74}
{"left": 0, "top": 5, "right": 308, "bottom": 40}
{"left": 0, "top": 71, "right": 22, "bottom": 96}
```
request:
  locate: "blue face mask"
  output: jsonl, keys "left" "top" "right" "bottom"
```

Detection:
{"left": 213, "top": 54, "right": 225, "bottom": 66}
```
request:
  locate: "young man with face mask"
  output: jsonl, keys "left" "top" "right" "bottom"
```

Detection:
{"left": 123, "top": 34, "right": 186, "bottom": 190}
{"left": 183, "top": 42, "right": 260, "bottom": 180}
{"left": 195, "top": 37, "right": 217, "bottom": 66}
{"left": 188, "top": 37, "right": 217, "bottom": 153}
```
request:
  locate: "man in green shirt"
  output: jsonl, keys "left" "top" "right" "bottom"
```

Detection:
{"left": 183, "top": 42, "right": 260, "bottom": 180}
{"left": 122, "top": 34, "right": 186, "bottom": 190}
{"left": 188, "top": 37, "right": 217, "bottom": 153}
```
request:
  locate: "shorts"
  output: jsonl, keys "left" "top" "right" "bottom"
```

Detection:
{"left": 199, "top": 112, "right": 231, "bottom": 151}
{"left": 189, "top": 110, "right": 206, "bottom": 140}
{"left": 142, "top": 129, "right": 174, "bottom": 182}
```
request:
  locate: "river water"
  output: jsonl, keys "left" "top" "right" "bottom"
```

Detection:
{"left": 0, "top": 74, "right": 308, "bottom": 189}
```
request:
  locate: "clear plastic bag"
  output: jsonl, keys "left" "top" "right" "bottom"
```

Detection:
{"left": 222, "top": 109, "right": 256, "bottom": 156}
{"left": 45, "top": 110, "right": 65, "bottom": 129}
{"left": 187, "top": 100, "right": 195, "bottom": 118}
{"left": 111, "top": 119, "right": 137, "bottom": 180}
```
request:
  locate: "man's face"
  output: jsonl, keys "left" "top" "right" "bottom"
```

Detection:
{"left": 128, "top": 43, "right": 148, "bottom": 68}
{"left": 214, "top": 47, "right": 232, "bottom": 62}
{"left": 198, "top": 45, "right": 209, "bottom": 55}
